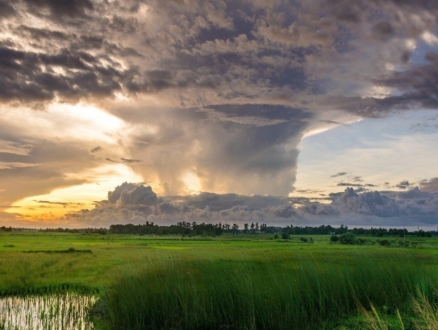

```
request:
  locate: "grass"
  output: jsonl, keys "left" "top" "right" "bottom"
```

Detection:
{"left": 103, "top": 252, "right": 437, "bottom": 330}
{"left": 0, "top": 231, "right": 437, "bottom": 329}
{"left": 0, "top": 293, "right": 96, "bottom": 330}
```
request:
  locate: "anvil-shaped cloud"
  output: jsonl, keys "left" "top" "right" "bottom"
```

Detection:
{"left": 1, "top": 0, "right": 438, "bottom": 226}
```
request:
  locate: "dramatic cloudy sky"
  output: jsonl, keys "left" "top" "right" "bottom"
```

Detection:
{"left": 1, "top": 0, "right": 438, "bottom": 229}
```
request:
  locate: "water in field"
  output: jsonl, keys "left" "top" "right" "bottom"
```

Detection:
{"left": 0, "top": 293, "right": 96, "bottom": 330}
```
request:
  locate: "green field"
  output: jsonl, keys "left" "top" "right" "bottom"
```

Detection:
{"left": 0, "top": 232, "right": 437, "bottom": 329}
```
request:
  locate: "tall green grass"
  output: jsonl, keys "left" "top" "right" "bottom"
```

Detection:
{"left": 103, "top": 253, "right": 436, "bottom": 330}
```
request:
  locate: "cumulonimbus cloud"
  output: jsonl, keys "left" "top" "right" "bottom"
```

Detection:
{"left": 2, "top": 0, "right": 438, "bottom": 222}
{"left": 63, "top": 182, "right": 438, "bottom": 228}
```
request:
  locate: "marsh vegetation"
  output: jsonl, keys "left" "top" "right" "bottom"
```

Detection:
{"left": 0, "top": 293, "right": 96, "bottom": 330}
{"left": 0, "top": 231, "right": 437, "bottom": 329}
{"left": 104, "top": 253, "right": 437, "bottom": 330}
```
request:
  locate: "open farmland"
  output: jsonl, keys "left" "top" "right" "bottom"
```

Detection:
{"left": 0, "top": 231, "right": 437, "bottom": 329}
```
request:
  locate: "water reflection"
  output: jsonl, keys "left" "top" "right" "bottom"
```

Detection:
{"left": 0, "top": 293, "right": 96, "bottom": 330}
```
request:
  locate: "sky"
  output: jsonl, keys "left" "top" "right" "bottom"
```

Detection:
{"left": 1, "top": 0, "right": 438, "bottom": 229}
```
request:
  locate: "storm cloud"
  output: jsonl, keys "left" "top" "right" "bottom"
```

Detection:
{"left": 420, "top": 178, "right": 438, "bottom": 193}
{"left": 2, "top": 0, "right": 438, "bottom": 227}
{"left": 0, "top": 0, "right": 436, "bottom": 111}
{"left": 61, "top": 183, "right": 438, "bottom": 228}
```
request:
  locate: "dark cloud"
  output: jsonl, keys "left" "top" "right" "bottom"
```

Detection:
{"left": 296, "top": 189, "right": 325, "bottom": 194}
{"left": 397, "top": 187, "right": 430, "bottom": 200}
{"left": 64, "top": 183, "right": 438, "bottom": 228}
{"left": 22, "top": 0, "right": 94, "bottom": 18}
{"left": 372, "top": 53, "right": 438, "bottom": 111}
{"left": 0, "top": 46, "right": 135, "bottom": 103}
{"left": 300, "top": 202, "right": 337, "bottom": 216}
{"left": 2, "top": 0, "right": 438, "bottom": 228}
{"left": 34, "top": 200, "right": 83, "bottom": 206}
{"left": 420, "top": 178, "right": 438, "bottom": 193}
{"left": 330, "top": 3, "right": 361, "bottom": 23}
{"left": 179, "top": 192, "right": 285, "bottom": 212}
{"left": 331, "top": 172, "right": 347, "bottom": 178}
{"left": 0, "top": 161, "right": 39, "bottom": 170}
{"left": 65, "top": 183, "right": 298, "bottom": 227}
{"left": 334, "top": 188, "right": 400, "bottom": 217}
{"left": 1, "top": 0, "right": 437, "bottom": 118}
{"left": 372, "top": 21, "right": 395, "bottom": 40}
{"left": 0, "top": 127, "right": 101, "bottom": 205}
{"left": 0, "top": 1, "right": 16, "bottom": 19}
{"left": 118, "top": 104, "right": 312, "bottom": 196}
{"left": 17, "top": 26, "right": 70, "bottom": 42}
{"left": 90, "top": 146, "right": 102, "bottom": 153}
{"left": 107, "top": 182, "right": 158, "bottom": 206}
{"left": 337, "top": 182, "right": 362, "bottom": 187}
{"left": 352, "top": 176, "right": 363, "bottom": 182}
{"left": 396, "top": 180, "right": 410, "bottom": 189}
{"left": 121, "top": 158, "right": 142, "bottom": 164}
{"left": 315, "top": 186, "right": 438, "bottom": 223}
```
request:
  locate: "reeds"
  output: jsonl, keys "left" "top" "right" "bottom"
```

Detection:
{"left": 0, "top": 283, "right": 98, "bottom": 298}
{"left": 103, "top": 252, "right": 437, "bottom": 330}
{"left": 0, "top": 293, "right": 96, "bottom": 330}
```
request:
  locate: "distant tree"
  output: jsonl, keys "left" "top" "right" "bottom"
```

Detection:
{"left": 243, "top": 223, "right": 249, "bottom": 233}
{"left": 281, "top": 227, "right": 290, "bottom": 239}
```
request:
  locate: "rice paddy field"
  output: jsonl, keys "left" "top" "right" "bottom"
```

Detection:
{"left": 0, "top": 231, "right": 437, "bottom": 329}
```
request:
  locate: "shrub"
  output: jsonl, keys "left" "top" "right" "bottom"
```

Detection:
{"left": 299, "top": 237, "right": 308, "bottom": 242}
{"left": 356, "top": 238, "right": 367, "bottom": 245}
{"left": 339, "top": 233, "right": 357, "bottom": 245}
{"left": 281, "top": 232, "right": 290, "bottom": 240}
{"left": 378, "top": 240, "right": 390, "bottom": 247}
{"left": 398, "top": 240, "right": 409, "bottom": 247}
{"left": 330, "top": 235, "right": 339, "bottom": 242}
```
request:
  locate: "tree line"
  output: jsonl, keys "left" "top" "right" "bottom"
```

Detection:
{"left": 0, "top": 224, "right": 434, "bottom": 237}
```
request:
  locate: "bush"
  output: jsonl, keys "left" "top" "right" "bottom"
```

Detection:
{"left": 398, "top": 240, "right": 409, "bottom": 247}
{"left": 299, "top": 237, "right": 308, "bottom": 242}
{"left": 339, "top": 233, "right": 357, "bottom": 245}
{"left": 356, "top": 238, "right": 367, "bottom": 245}
{"left": 281, "top": 232, "right": 290, "bottom": 240}
{"left": 378, "top": 239, "right": 390, "bottom": 247}
{"left": 330, "top": 235, "right": 339, "bottom": 242}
